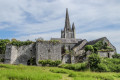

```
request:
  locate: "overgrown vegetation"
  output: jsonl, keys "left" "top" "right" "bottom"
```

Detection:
{"left": 39, "top": 60, "right": 61, "bottom": 66}
{"left": 112, "top": 54, "right": 120, "bottom": 59}
{"left": 85, "top": 45, "right": 94, "bottom": 52}
{"left": 88, "top": 53, "right": 101, "bottom": 71}
{"left": 36, "top": 39, "right": 61, "bottom": 44}
{"left": 0, "top": 39, "right": 33, "bottom": 54}
{"left": 0, "top": 39, "right": 10, "bottom": 54}
{"left": 85, "top": 40, "right": 114, "bottom": 53}
{"left": 11, "top": 40, "right": 33, "bottom": 46}
{"left": 60, "top": 53, "right": 120, "bottom": 73}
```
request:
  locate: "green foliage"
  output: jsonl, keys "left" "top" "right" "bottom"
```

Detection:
{"left": 50, "top": 40, "right": 61, "bottom": 44}
{"left": 100, "top": 58, "right": 120, "bottom": 72}
{"left": 68, "top": 73, "right": 77, "bottom": 77}
{"left": 85, "top": 40, "right": 114, "bottom": 53}
{"left": 28, "top": 57, "right": 36, "bottom": 65}
{"left": 0, "top": 39, "right": 33, "bottom": 54}
{"left": 38, "top": 60, "right": 61, "bottom": 66}
{"left": 50, "top": 68, "right": 69, "bottom": 74}
{"left": 85, "top": 45, "right": 94, "bottom": 52}
{"left": 112, "top": 54, "right": 120, "bottom": 59}
{"left": 0, "top": 58, "right": 4, "bottom": 62}
{"left": 93, "top": 41, "right": 103, "bottom": 50}
{"left": 11, "top": 40, "right": 33, "bottom": 46}
{"left": 88, "top": 53, "right": 101, "bottom": 71}
{"left": 97, "top": 63, "right": 110, "bottom": 72}
{"left": 59, "top": 63, "right": 87, "bottom": 71}
{"left": 0, "top": 39, "right": 10, "bottom": 54}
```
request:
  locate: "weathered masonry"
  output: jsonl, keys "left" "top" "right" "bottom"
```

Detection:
{"left": 4, "top": 8, "right": 116, "bottom": 65}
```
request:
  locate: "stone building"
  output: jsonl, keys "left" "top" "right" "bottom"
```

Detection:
{"left": 4, "top": 9, "right": 116, "bottom": 65}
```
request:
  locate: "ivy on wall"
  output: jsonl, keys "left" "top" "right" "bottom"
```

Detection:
{"left": 0, "top": 39, "right": 33, "bottom": 54}
{"left": 85, "top": 40, "right": 114, "bottom": 53}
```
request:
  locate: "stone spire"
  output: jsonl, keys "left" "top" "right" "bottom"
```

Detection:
{"left": 72, "top": 22, "right": 76, "bottom": 38}
{"left": 72, "top": 22, "right": 75, "bottom": 30}
{"left": 65, "top": 8, "right": 72, "bottom": 31}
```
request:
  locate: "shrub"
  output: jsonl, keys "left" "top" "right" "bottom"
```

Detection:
{"left": 112, "top": 54, "right": 120, "bottom": 59}
{"left": 38, "top": 60, "right": 61, "bottom": 67}
{"left": 97, "top": 63, "right": 109, "bottom": 72}
{"left": 0, "top": 58, "right": 4, "bottom": 62}
{"left": 85, "top": 45, "right": 94, "bottom": 52}
{"left": 88, "top": 53, "right": 101, "bottom": 71}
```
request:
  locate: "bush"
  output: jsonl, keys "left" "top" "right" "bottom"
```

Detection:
{"left": 0, "top": 58, "right": 4, "bottom": 62}
{"left": 85, "top": 45, "right": 94, "bottom": 52}
{"left": 88, "top": 53, "right": 101, "bottom": 71}
{"left": 97, "top": 63, "right": 109, "bottom": 72}
{"left": 112, "top": 54, "right": 120, "bottom": 59}
{"left": 38, "top": 60, "right": 61, "bottom": 67}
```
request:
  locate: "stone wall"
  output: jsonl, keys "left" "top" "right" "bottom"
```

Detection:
{"left": 5, "top": 43, "right": 36, "bottom": 65}
{"left": 36, "top": 42, "right": 61, "bottom": 65}
{"left": 0, "top": 54, "right": 5, "bottom": 59}
{"left": 98, "top": 51, "right": 115, "bottom": 58}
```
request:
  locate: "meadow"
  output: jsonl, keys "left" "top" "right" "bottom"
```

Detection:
{"left": 0, "top": 64, "right": 120, "bottom": 80}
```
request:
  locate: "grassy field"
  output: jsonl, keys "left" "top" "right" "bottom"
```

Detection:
{"left": 0, "top": 64, "right": 120, "bottom": 80}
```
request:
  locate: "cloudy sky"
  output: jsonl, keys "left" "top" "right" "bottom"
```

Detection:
{"left": 0, "top": 0, "right": 120, "bottom": 53}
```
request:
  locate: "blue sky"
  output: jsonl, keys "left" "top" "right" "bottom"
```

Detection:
{"left": 0, "top": 0, "right": 120, "bottom": 53}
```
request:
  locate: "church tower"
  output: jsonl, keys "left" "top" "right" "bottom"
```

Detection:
{"left": 61, "top": 8, "right": 76, "bottom": 39}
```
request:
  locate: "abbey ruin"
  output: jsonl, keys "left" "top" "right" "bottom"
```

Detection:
{"left": 4, "top": 9, "right": 116, "bottom": 65}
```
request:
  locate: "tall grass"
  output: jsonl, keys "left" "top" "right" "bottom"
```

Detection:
{"left": 0, "top": 64, "right": 62, "bottom": 80}
{"left": 0, "top": 64, "right": 120, "bottom": 80}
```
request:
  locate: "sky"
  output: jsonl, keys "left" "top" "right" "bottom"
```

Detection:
{"left": 0, "top": 0, "right": 120, "bottom": 53}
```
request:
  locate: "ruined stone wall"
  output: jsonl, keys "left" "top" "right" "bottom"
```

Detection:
{"left": 5, "top": 43, "right": 36, "bottom": 65}
{"left": 98, "top": 51, "right": 115, "bottom": 58}
{"left": 103, "top": 38, "right": 117, "bottom": 53}
{"left": 36, "top": 42, "right": 61, "bottom": 65}
{"left": 0, "top": 54, "right": 5, "bottom": 59}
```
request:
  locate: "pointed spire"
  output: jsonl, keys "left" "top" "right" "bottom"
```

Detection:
{"left": 72, "top": 22, "right": 75, "bottom": 30}
{"left": 65, "top": 8, "right": 71, "bottom": 31}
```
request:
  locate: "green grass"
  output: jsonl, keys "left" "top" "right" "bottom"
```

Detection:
{"left": 0, "top": 64, "right": 120, "bottom": 80}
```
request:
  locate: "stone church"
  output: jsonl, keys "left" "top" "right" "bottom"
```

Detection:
{"left": 4, "top": 9, "right": 116, "bottom": 65}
